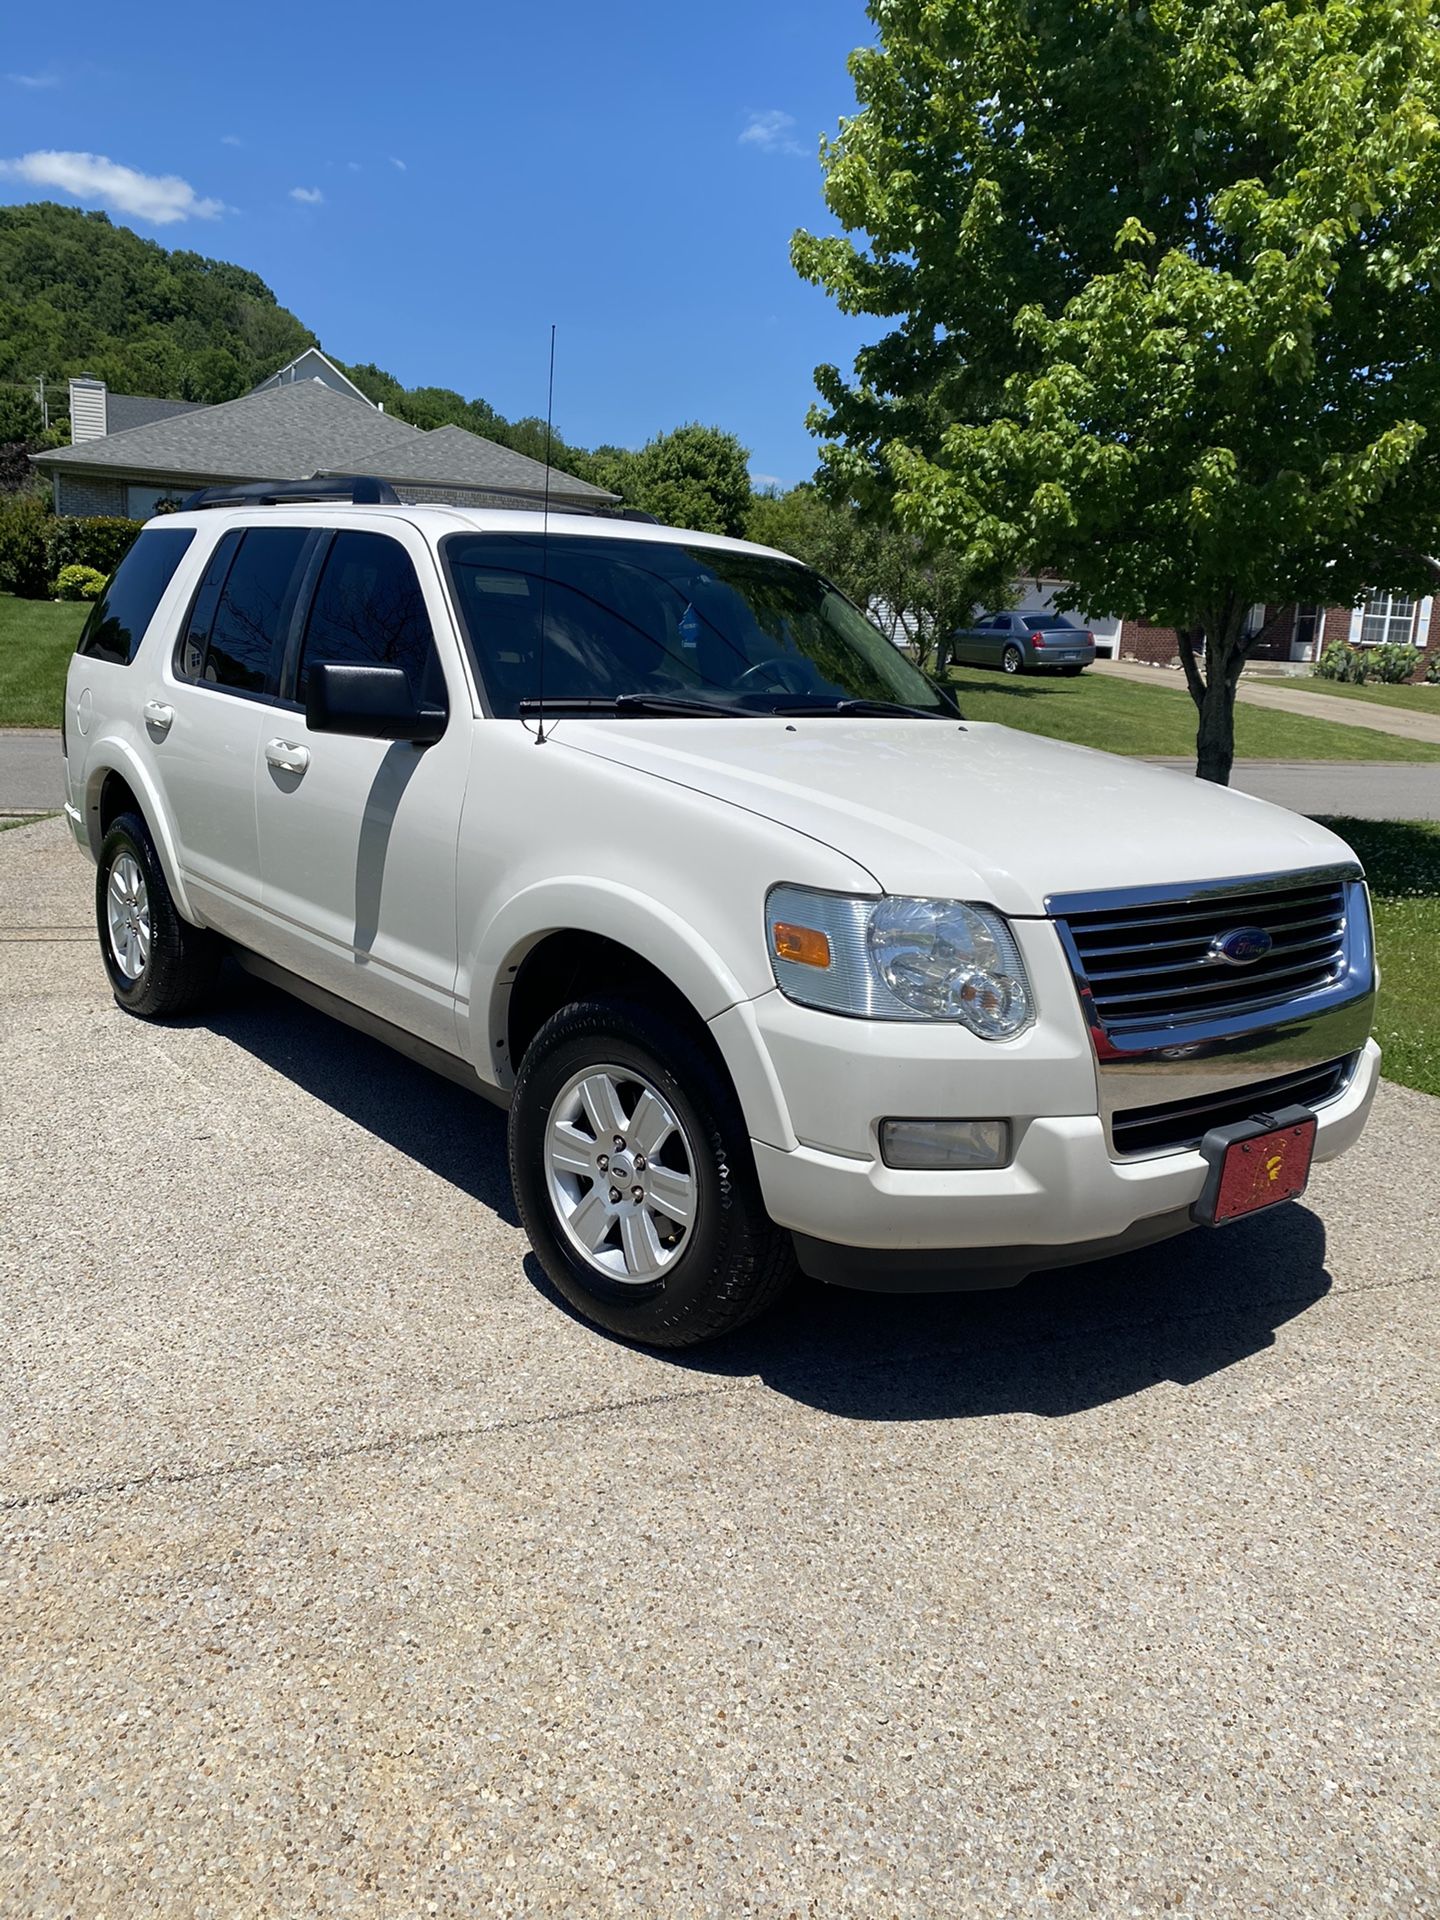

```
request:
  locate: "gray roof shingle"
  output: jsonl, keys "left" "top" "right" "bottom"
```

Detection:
{"left": 104, "top": 394, "right": 209, "bottom": 434}
{"left": 351, "top": 422, "right": 613, "bottom": 501}
{"left": 38, "top": 380, "right": 419, "bottom": 480}
{"left": 36, "top": 379, "right": 612, "bottom": 502}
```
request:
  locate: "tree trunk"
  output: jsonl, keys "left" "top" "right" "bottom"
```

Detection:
{"left": 1182, "top": 610, "right": 1251, "bottom": 783}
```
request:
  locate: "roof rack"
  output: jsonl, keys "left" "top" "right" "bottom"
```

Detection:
{"left": 528, "top": 502, "right": 660, "bottom": 524}
{"left": 178, "top": 475, "right": 400, "bottom": 511}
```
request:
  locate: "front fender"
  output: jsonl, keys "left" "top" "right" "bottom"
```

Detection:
{"left": 465, "top": 875, "right": 758, "bottom": 1088}
{"left": 82, "top": 739, "right": 197, "bottom": 924}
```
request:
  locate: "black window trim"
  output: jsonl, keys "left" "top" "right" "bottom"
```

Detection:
{"left": 171, "top": 524, "right": 325, "bottom": 708}
{"left": 76, "top": 525, "right": 198, "bottom": 668}
{"left": 285, "top": 526, "right": 452, "bottom": 722}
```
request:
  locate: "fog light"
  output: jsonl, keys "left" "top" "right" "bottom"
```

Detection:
{"left": 879, "top": 1118, "right": 1011, "bottom": 1170}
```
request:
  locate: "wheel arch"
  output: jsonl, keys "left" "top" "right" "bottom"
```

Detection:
{"left": 83, "top": 743, "right": 196, "bottom": 922}
{"left": 465, "top": 879, "right": 790, "bottom": 1142}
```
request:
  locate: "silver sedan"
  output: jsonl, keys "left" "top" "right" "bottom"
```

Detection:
{"left": 952, "top": 610, "right": 1096, "bottom": 675}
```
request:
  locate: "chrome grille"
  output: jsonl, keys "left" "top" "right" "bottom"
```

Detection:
{"left": 1055, "top": 874, "right": 1351, "bottom": 1032}
{"left": 1110, "top": 1055, "right": 1356, "bottom": 1158}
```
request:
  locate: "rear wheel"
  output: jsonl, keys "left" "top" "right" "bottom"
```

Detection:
{"left": 1002, "top": 643, "right": 1025, "bottom": 675}
{"left": 97, "top": 810, "right": 219, "bottom": 1018}
{"left": 509, "top": 999, "right": 794, "bottom": 1347}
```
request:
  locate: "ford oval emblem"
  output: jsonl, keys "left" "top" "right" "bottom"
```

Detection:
{"left": 1210, "top": 925, "right": 1274, "bottom": 966}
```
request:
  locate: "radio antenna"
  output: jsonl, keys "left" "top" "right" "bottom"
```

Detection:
{"left": 533, "top": 323, "right": 557, "bottom": 745}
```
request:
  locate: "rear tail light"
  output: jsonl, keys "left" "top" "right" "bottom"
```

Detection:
{"left": 1030, "top": 631, "right": 1046, "bottom": 646}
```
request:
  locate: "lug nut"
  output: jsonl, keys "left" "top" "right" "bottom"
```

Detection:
{"left": 631, "top": 1185, "right": 644, "bottom": 1203}
{"left": 609, "top": 1187, "right": 623, "bottom": 1205}
{"left": 613, "top": 1135, "right": 625, "bottom": 1150}
{"left": 633, "top": 1155, "right": 647, "bottom": 1172}
{"left": 596, "top": 1153, "right": 609, "bottom": 1172}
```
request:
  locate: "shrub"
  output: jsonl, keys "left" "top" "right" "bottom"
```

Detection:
{"left": 1426, "top": 652, "right": 1440, "bottom": 684}
{"left": 54, "top": 563, "right": 107, "bottom": 601}
{"left": 44, "top": 515, "right": 141, "bottom": 580}
{"left": 1367, "top": 641, "right": 1421, "bottom": 684}
{"left": 1315, "top": 640, "right": 1368, "bottom": 683}
{"left": 0, "top": 488, "right": 53, "bottom": 598}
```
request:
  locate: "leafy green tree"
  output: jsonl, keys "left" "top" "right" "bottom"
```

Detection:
{"left": 0, "top": 203, "right": 315, "bottom": 403}
{"left": 628, "top": 425, "right": 753, "bottom": 537}
{"left": 794, "top": 0, "right": 1440, "bottom": 782}
{"left": 748, "top": 484, "right": 999, "bottom": 665}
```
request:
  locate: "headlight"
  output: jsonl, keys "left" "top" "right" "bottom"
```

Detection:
{"left": 766, "top": 886, "right": 1034, "bottom": 1038}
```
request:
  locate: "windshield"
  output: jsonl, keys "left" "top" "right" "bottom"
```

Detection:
{"left": 441, "top": 533, "right": 951, "bottom": 717}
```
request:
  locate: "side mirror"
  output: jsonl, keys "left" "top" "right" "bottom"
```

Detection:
{"left": 305, "top": 663, "right": 446, "bottom": 743}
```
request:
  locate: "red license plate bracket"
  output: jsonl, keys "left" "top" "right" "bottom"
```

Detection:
{"left": 1191, "top": 1104, "right": 1318, "bottom": 1227}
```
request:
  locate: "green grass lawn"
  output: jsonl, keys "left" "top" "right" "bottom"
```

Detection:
{"left": 1285, "top": 675, "right": 1440, "bottom": 715}
{"left": 1318, "top": 819, "right": 1440, "bottom": 1099}
{"left": 0, "top": 594, "right": 87, "bottom": 727}
{"left": 946, "top": 663, "right": 1440, "bottom": 761}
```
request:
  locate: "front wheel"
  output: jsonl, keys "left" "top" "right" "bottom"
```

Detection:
{"left": 508, "top": 999, "right": 794, "bottom": 1347}
{"left": 1002, "top": 644, "right": 1025, "bottom": 675}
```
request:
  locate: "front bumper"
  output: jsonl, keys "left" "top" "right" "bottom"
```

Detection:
{"left": 749, "top": 1037, "right": 1380, "bottom": 1291}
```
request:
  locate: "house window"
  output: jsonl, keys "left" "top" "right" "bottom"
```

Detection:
{"left": 127, "top": 484, "right": 187, "bottom": 520}
{"left": 1359, "top": 590, "right": 1415, "bottom": 646}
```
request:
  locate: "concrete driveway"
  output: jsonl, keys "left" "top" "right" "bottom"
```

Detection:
{"left": 2, "top": 816, "right": 1436, "bottom": 1917}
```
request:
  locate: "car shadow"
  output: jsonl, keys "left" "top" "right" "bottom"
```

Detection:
{"left": 527, "top": 1203, "right": 1333, "bottom": 1421}
{"left": 948, "top": 671, "right": 1066, "bottom": 701}
{"left": 191, "top": 962, "right": 1334, "bottom": 1423}
{"left": 191, "top": 960, "right": 518, "bottom": 1224}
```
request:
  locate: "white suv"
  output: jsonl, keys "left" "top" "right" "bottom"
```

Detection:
{"left": 62, "top": 479, "right": 1379, "bottom": 1346}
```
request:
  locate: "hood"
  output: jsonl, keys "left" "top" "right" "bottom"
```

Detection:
{"left": 556, "top": 716, "right": 1360, "bottom": 915}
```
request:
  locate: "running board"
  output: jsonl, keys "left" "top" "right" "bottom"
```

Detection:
{"left": 230, "top": 947, "right": 509, "bottom": 1108}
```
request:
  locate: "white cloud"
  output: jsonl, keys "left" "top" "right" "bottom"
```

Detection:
{"left": 739, "top": 109, "right": 804, "bottom": 157}
{"left": 220, "top": 134, "right": 242, "bottom": 147}
{"left": 750, "top": 472, "right": 782, "bottom": 490}
{"left": 290, "top": 185, "right": 323, "bottom": 204}
{"left": 390, "top": 156, "right": 406, "bottom": 171}
{"left": 346, "top": 161, "right": 362, "bottom": 172}
{"left": 0, "top": 149, "right": 223, "bottom": 223}
{"left": 6, "top": 71, "right": 59, "bottom": 89}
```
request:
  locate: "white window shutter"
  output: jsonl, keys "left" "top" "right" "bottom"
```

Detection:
{"left": 1347, "top": 602, "right": 1365, "bottom": 644}
{"left": 1416, "top": 596, "right": 1434, "bottom": 648}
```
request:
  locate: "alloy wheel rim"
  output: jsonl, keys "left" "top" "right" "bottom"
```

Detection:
{"left": 106, "top": 853, "right": 151, "bottom": 982}
{"left": 543, "top": 1065, "right": 698, "bottom": 1284}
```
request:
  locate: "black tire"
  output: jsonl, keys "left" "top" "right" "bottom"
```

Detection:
{"left": 509, "top": 998, "right": 795, "bottom": 1347}
{"left": 97, "top": 810, "right": 220, "bottom": 1018}
{"left": 1060, "top": 664, "right": 1085, "bottom": 677}
{"left": 1002, "top": 644, "right": 1025, "bottom": 675}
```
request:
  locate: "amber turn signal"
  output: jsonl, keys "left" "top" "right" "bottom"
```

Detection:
{"left": 772, "top": 921, "right": 832, "bottom": 969}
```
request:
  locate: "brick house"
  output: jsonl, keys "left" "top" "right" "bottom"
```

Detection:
{"left": 1009, "top": 575, "right": 1434, "bottom": 678}
{"left": 31, "top": 350, "right": 613, "bottom": 517}
{"left": 1117, "top": 593, "right": 1434, "bottom": 678}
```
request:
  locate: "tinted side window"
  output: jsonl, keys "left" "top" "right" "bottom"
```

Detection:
{"left": 76, "top": 528, "right": 196, "bottom": 666}
{"left": 202, "top": 528, "right": 310, "bottom": 694}
{"left": 297, "top": 532, "right": 438, "bottom": 703}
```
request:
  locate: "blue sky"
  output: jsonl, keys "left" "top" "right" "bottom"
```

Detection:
{"left": 2, "top": 2, "right": 880, "bottom": 487}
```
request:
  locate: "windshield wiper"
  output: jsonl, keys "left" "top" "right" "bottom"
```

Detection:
{"left": 775, "top": 697, "right": 958, "bottom": 720}
{"left": 516, "top": 693, "right": 757, "bottom": 719}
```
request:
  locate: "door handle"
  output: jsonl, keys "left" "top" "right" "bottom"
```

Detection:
{"left": 143, "top": 700, "right": 174, "bottom": 734}
{"left": 264, "top": 739, "right": 311, "bottom": 775}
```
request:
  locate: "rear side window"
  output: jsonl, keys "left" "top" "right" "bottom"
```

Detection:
{"left": 76, "top": 528, "right": 196, "bottom": 666}
{"left": 182, "top": 528, "right": 310, "bottom": 695}
{"left": 296, "top": 531, "right": 438, "bottom": 703}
